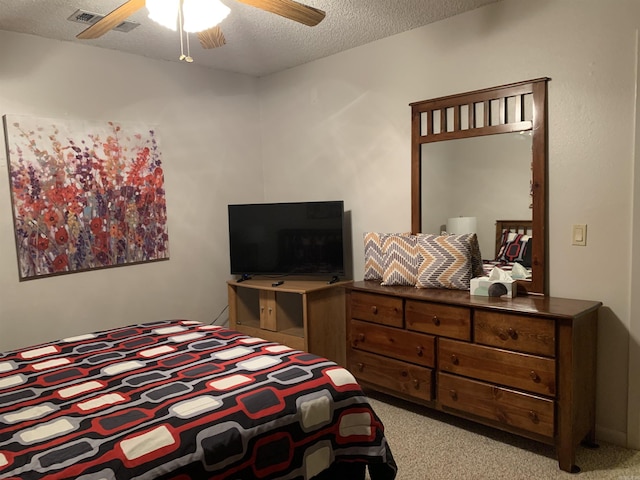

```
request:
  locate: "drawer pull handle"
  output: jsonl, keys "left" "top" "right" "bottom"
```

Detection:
{"left": 356, "top": 363, "right": 364, "bottom": 372}
{"left": 530, "top": 370, "right": 540, "bottom": 382}
{"left": 413, "top": 379, "right": 420, "bottom": 389}
{"left": 358, "top": 333, "right": 365, "bottom": 342}
{"left": 432, "top": 315, "right": 440, "bottom": 326}
{"left": 450, "top": 354, "right": 459, "bottom": 365}
{"left": 528, "top": 411, "right": 539, "bottom": 423}
{"left": 449, "top": 389, "right": 458, "bottom": 400}
{"left": 268, "top": 307, "right": 273, "bottom": 314}
{"left": 371, "top": 306, "right": 378, "bottom": 314}
{"left": 497, "top": 328, "right": 518, "bottom": 341}
{"left": 416, "top": 345, "right": 423, "bottom": 356}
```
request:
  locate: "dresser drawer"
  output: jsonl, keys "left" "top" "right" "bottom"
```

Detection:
{"left": 474, "top": 311, "right": 555, "bottom": 357}
{"left": 351, "top": 292, "right": 403, "bottom": 327}
{"left": 406, "top": 300, "right": 471, "bottom": 340}
{"left": 348, "top": 349, "right": 433, "bottom": 402}
{"left": 438, "top": 338, "right": 556, "bottom": 397}
{"left": 438, "top": 372, "right": 554, "bottom": 438}
{"left": 350, "top": 319, "right": 435, "bottom": 368}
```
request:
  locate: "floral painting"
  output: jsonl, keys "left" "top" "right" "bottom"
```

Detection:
{"left": 3, "top": 114, "right": 169, "bottom": 280}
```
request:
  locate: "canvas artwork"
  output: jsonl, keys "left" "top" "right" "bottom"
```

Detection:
{"left": 3, "top": 114, "right": 169, "bottom": 280}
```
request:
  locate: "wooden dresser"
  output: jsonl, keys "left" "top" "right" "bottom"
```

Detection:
{"left": 345, "top": 280, "right": 601, "bottom": 473}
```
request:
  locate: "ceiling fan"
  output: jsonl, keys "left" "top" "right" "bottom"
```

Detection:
{"left": 76, "top": 0, "right": 326, "bottom": 50}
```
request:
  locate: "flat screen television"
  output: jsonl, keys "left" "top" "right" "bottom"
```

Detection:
{"left": 228, "top": 201, "right": 345, "bottom": 277}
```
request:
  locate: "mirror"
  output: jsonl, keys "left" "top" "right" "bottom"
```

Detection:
{"left": 421, "top": 133, "right": 532, "bottom": 259}
{"left": 410, "top": 78, "right": 549, "bottom": 294}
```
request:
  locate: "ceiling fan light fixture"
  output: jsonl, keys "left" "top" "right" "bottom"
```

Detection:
{"left": 147, "top": 0, "right": 180, "bottom": 30}
{"left": 182, "top": 0, "right": 230, "bottom": 33}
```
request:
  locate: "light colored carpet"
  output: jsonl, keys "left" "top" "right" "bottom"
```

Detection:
{"left": 365, "top": 390, "right": 640, "bottom": 480}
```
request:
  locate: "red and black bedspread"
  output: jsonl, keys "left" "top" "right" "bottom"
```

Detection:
{"left": 0, "top": 320, "right": 396, "bottom": 480}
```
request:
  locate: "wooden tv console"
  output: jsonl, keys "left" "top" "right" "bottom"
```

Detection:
{"left": 345, "top": 280, "right": 601, "bottom": 473}
{"left": 228, "top": 278, "right": 350, "bottom": 366}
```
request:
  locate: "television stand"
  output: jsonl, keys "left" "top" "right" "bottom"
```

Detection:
{"left": 227, "top": 278, "right": 351, "bottom": 366}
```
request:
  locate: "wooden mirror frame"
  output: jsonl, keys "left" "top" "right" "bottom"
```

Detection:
{"left": 410, "top": 78, "right": 549, "bottom": 295}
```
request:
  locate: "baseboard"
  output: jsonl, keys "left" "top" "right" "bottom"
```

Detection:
{"left": 596, "top": 425, "right": 627, "bottom": 448}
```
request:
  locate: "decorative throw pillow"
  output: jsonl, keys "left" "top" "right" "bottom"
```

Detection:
{"left": 416, "top": 233, "right": 474, "bottom": 290}
{"left": 363, "top": 232, "right": 411, "bottom": 281}
{"left": 497, "top": 232, "right": 532, "bottom": 267}
{"left": 363, "top": 232, "right": 392, "bottom": 280}
{"left": 468, "top": 233, "right": 484, "bottom": 278}
{"left": 380, "top": 234, "right": 421, "bottom": 286}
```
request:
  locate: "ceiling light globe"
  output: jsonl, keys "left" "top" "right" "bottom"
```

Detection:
{"left": 182, "top": 0, "right": 231, "bottom": 33}
{"left": 147, "top": 0, "right": 180, "bottom": 31}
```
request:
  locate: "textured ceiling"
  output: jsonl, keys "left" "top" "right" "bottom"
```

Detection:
{"left": 0, "top": 0, "right": 500, "bottom": 77}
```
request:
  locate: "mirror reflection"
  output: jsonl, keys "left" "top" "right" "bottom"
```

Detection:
{"left": 421, "top": 132, "right": 532, "bottom": 260}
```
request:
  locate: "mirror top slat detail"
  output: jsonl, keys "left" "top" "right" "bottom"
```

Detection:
{"left": 412, "top": 78, "right": 550, "bottom": 143}
{"left": 409, "top": 77, "right": 549, "bottom": 110}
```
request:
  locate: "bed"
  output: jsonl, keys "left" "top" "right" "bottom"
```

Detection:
{"left": 482, "top": 219, "right": 533, "bottom": 277}
{"left": 0, "top": 320, "right": 397, "bottom": 480}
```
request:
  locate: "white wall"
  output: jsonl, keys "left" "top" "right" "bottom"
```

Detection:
{"left": 0, "top": 31, "right": 263, "bottom": 351}
{"left": 258, "top": 0, "right": 640, "bottom": 448}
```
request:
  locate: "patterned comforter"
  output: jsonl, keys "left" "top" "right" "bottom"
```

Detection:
{"left": 0, "top": 320, "right": 396, "bottom": 479}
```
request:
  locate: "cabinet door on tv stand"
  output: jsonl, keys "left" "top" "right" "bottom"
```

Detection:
{"left": 306, "top": 287, "right": 347, "bottom": 367}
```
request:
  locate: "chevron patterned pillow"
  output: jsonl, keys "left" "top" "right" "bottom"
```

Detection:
{"left": 363, "top": 232, "right": 411, "bottom": 281}
{"left": 381, "top": 234, "right": 421, "bottom": 286}
{"left": 416, "top": 233, "right": 474, "bottom": 290}
{"left": 363, "top": 232, "right": 390, "bottom": 280}
{"left": 469, "top": 233, "right": 484, "bottom": 278}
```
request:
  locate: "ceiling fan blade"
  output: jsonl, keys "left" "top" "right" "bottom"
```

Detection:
{"left": 234, "top": 0, "right": 325, "bottom": 26}
{"left": 198, "top": 26, "right": 227, "bottom": 49}
{"left": 76, "top": 0, "right": 146, "bottom": 39}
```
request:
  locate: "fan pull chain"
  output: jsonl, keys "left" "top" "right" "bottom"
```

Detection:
{"left": 185, "top": 28, "right": 192, "bottom": 62}
{"left": 178, "top": 0, "right": 193, "bottom": 63}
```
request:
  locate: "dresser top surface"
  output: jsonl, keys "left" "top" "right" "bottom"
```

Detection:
{"left": 348, "top": 281, "right": 601, "bottom": 319}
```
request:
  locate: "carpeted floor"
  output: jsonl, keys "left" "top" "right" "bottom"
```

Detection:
{"left": 365, "top": 390, "right": 640, "bottom": 480}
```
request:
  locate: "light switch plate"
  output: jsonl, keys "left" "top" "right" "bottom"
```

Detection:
{"left": 572, "top": 224, "right": 587, "bottom": 246}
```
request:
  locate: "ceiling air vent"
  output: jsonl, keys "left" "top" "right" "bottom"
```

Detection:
{"left": 67, "top": 9, "right": 140, "bottom": 33}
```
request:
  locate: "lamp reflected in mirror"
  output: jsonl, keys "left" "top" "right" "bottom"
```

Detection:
{"left": 446, "top": 216, "right": 477, "bottom": 234}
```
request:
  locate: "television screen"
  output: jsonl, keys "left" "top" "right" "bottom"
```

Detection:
{"left": 228, "top": 201, "right": 345, "bottom": 277}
